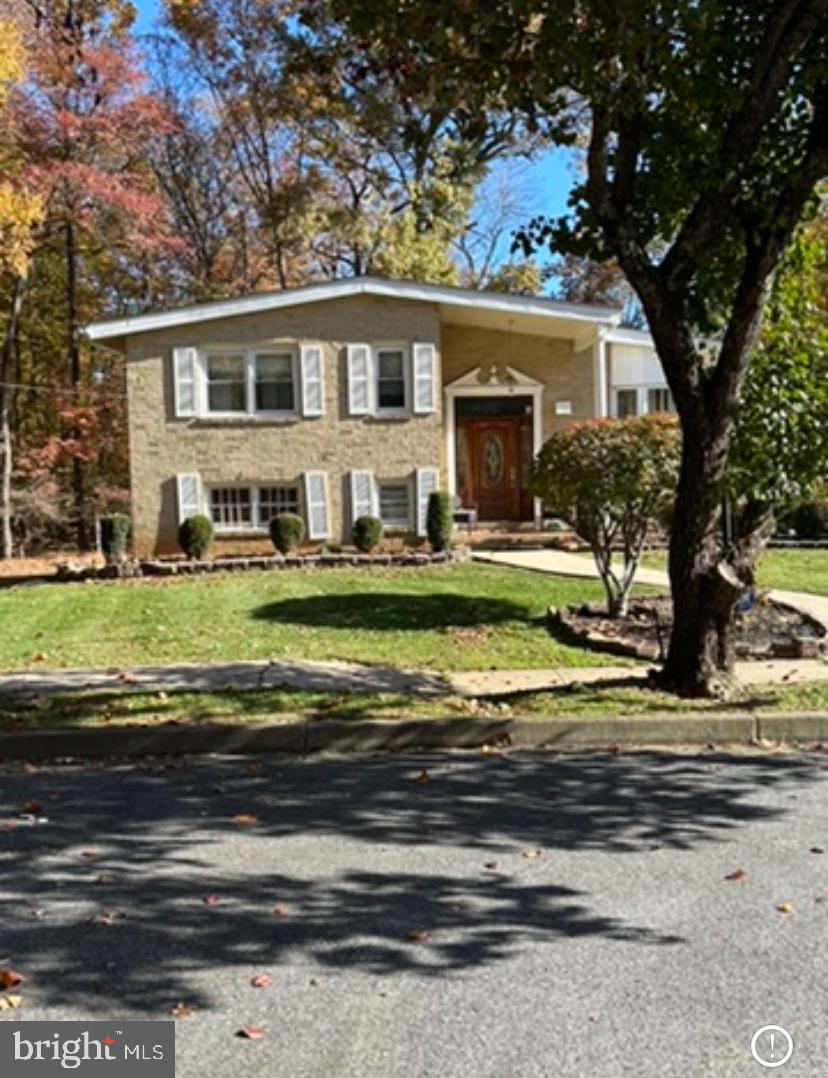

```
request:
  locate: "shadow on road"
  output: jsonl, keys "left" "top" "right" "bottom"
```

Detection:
{"left": 0, "top": 751, "right": 822, "bottom": 1012}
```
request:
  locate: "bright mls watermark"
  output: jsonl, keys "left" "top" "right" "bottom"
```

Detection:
{"left": 750, "top": 1025, "right": 794, "bottom": 1069}
{"left": 0, "top": 1022, "right": 174, "bottom": 1076}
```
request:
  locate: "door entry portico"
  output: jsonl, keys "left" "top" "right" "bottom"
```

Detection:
{"left": 455, "top": 396, "right": 534, "bottom": 521}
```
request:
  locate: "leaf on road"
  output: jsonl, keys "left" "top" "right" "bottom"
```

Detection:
{"left": 724, "top": 868, "right": 747, "bottom": 881}
{"left": 0, "top": 970, "right": 23, "bottom": 989}
{"left": 235, "top": 1027, "right": 265, "bottom": 1040}
{"left": 483, "top": 861, "right": 499, "bottom": 871}
{"left": 0, "top": 994, "right": 22, "bottom": 1010}
{"left": 95, "top": 873, "right": 113, "bottom": 885}
{"left": 776, "top": 901, "right": 794, "bottom": 914}
{"left": 412, "top": 769, "right": 433, "bottom": 785}
{"left": 170, "top": 1002, "right": 196, "bottom": 1018}
{"left": 21, "top": 800, "right": 41, "bottom": 815}
{"left": 521, "top": 849, "right": 542, "bottom": 860}
{"left": 203, "top": 894, "right": 221, "bottom": 906}
{"left": 82, "top": 849, "right": 98, "bottom": 859}
{"left": 809, "top": 846, "right": 824, "bottom": 855}
{"left": 232, "top": 814, "right": 258, "bottom": 826}
{"left": 250, "top": 974, "right": 272, "bottom": 988}
{"left": 91, "top": 908, "right": 121, "bottom": 926}
{"left": 272, "top": 905, "right": 289, "bottom": 918}
{"left": 406, "top": 929, "right": 431, "bottom": 943}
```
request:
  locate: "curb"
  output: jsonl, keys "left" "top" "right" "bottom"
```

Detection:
{"left": 1, "top": 712, "right": 827, "bottom": 761}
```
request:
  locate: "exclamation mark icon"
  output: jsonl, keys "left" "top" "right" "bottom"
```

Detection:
{"left": 769, "top": 1031, "right": 775, "bottom": 1059}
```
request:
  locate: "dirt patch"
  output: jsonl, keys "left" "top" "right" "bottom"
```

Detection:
{"left": 552, "top": 595, "right": 825, "bottom": 661}
{"left": 0, "top": 553, "right": 103, "bottom": 578}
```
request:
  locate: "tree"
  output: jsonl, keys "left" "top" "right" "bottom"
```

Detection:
{"left": 330, "top": 0, "right": 828, "bottom": 696}
{"left": 532, "top": 415, "right": 680, "bottom": 617}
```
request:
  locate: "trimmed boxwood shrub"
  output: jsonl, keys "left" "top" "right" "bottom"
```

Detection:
{"left": 353, "top": 515, "right": 383, "bottom": 553}
{"left": 178, "top": 514, "right": 214, "bottom": 559}
{"left": 100, "top": 513, "right": 131, "bottom": 564}
{"left": 270, "top": 512, "right": 305, "bottom": 554}
{"left": 426, "top": 490, "right": 453, "bottom": 552}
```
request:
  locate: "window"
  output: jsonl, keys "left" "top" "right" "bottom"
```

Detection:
{"left": 207, "top": 355, "right": 246, "bottom": 413}
{"left": 376, "top": 348, "right": 406, "bottom": 410}
{"left": 378, "top": 479, "right": 410, "bottom": 529}
{"left": 210, "top": 487, "right": 252, "bottom": 529}
{"left": 615, "top": 388, "right": 638, "bottom": 418}
{"left": 258, "top": 485, "right": 300, "bottom": 526}
{"left": 647, "top": 387, "right": 674, "bottom": 413}
{"left": 255, "top": 352, "right": 295, "bottom": 412}
{"left": 209, "top": 485, "right": 301, "bottom": 531}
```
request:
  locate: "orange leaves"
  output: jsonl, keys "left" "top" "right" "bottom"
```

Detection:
{"left": 250, "top": 974, "right": 272, "bottom": 989}
{"left": 776, "top": 902, "right": 794, "bottom": 915}
{"left": 232, "top": 813, "right": 258, "bottom": 827}
{"left": 724, "top": 868, "right": 746, "bottom": 881}
{"left": 170, "top": 1002, "right": 196, "bottom": 1019}
{"left": 0, "top": 969, "right": 23, "bottom": 990}
{"left": 235, "top": 1027, "right": 265, "bottom": 1041}
{"left": 405, "top": 929, "right": 431, "bottom": 943}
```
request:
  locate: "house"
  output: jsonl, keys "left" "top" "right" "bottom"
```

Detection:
{"left": 85, "top": 277, "right": 672, "bottom": 556}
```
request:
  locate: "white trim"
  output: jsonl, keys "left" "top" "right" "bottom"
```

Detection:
{"left": 199, "top": 345, "right": 300, "bottom": 419}
{"left": 593, "top": 328, "right": 609, "bottom": 417}
{"left": 443, "top": 365, "right": 544, "bottom": 527}
{"left": 86, "top": 276, "right": 622, "bottom": 341}
{"left": 612, "top": 383, "right": 675, "bottom": 418}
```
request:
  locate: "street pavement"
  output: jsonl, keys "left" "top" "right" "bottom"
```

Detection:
{"left": 1, "top": 750, "right": 826, "bottom": 1076}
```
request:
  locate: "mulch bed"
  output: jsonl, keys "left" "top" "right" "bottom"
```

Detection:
{"left": 551, "top": 595, "right": 826, "bottom": 662}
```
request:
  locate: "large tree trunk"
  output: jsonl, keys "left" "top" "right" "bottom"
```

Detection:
{"left": 0, "top": 277, "right": 24, "bottom": 560}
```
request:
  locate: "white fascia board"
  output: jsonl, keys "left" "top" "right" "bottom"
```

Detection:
{"left": 604, "top": 326, "right": 656, "bottom": 346}
{"left": 85, "top": 276, "right": 622, "bottom": 342}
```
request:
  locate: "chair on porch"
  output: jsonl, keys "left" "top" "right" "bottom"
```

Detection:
{"left": 451, "top": 495, "right": 478, "bottom": 535}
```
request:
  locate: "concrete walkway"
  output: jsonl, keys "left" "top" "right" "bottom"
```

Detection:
{"left": 473, "top": 547, "right": 828, "bottom": 629}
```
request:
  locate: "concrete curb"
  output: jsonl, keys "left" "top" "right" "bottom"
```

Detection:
{"left": 1, "top": 711, "right": 827, "bottom": 760}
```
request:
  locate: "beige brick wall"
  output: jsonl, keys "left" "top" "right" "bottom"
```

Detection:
{"left": 440, "top": 323, "right": 595, "bottom": 442}
{"left": 126, "top": 295, "right": 443, "bottom": 554}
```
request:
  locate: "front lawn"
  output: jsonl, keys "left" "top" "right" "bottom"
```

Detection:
{"left": 640, "top": 547, "right": 828, "bottom": 595}
{"left": 0, "top": 562, "right": 652, "bottom": 672}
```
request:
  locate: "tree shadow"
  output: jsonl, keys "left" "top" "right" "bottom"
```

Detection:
{"left": 251, "top": 592, "right": 530, "bottom": 631}
{"left": 0, "top": 751, "right": 822, "bottom": 1013}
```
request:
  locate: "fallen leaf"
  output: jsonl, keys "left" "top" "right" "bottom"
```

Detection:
{"left": 308, "top": 978, "right": 318, "bottom": 987}
{"left": 21, "top": 800, "right": 41, "bottom": 815}
{"left": 406, "top": 929, "right": 431, "bottom": 943}
{"left": 203, "top": 894, "right": 221, "bottom": 906}
{"left": 776, "top": 901, "right": 794, "bottom": 915}
{"left": 235, "top": 1027, "right": 265, "bottom": 1040}
{"left": 0, "top": 969, "right": 23, "bottom": 989}
{"left": 412, "top": 770, "right": 433, "bottom": 785}
{"left": 232, "top": 813, "right": 258, "bottom": 826}
{"left": 724, "top": 868, "right": 746, "bottom": 881}
{"left": 250, "top": 974, "right": 272, "bottom": 988}
{"left": 522, "top": 849, "right": 542, "bottom": 860}
{"left": 0, "top": 994, "right": 22, "bottom": 1010}
{"left": 117, "top": 672, "right": 139, "bottom": 685}
{"left": 483, "top": 861, "right": 499, "bottom": 871}
{"left": 170, "top": 1002, "right": 196, "bottom": 1018}
{"left": 32, "top": 651, "right": 48, "bottom": 662}
{"left": 95, "top": 873, "right": 112, "bottom": 885}
{"left": 809, "top": 846, "right": 825, "bottom": 855}
{"left": 92, "top": 908, "right": 120, "bottom": 926}
{"left": 82, "top": 849, "right": 98, "bottom": 859}
{"left": 272, "top": 905, "right": 289, "bottom": 918}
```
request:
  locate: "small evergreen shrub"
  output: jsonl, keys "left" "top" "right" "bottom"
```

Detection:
{"left": 426, "top": 491, "right": 453, "bottom": 552}
{"left": 178, "top": 514, "right": 214, "bottom": 559}
{"left": 270, "top": 512, "right": 305, "bottom": 554}
{"left": 100, "top": 513, "right": 131, "bottom": 564}
{"left": 353, "top": 515, "right": 383, "bottom": 552}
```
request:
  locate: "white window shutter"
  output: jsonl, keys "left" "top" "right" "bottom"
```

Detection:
{"left": 347, "top": 343, "right": 373, "bottom": 415}
{"left": 412, "top": 342, "right": 436, "bottom": 414}
{"left": 349, "top": 469, "right": 377, "bottom": 524}
{"left": 304, "top": 471, "right": 330, "bottom": 540}
{"left": 176, "top": 473, "right": 202, "bottom": 524}
{"left": 415, "top": 467, "right": 439, "bottom": 537}
{"left": 173, "top": 347, "right": 198, "bottom": 417}
{"left": 300, "top": 344, "right": 324, "bottom": 416}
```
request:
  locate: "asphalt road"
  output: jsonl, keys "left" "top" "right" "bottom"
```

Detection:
{"left": 0, "top": 749, "right": 826, "bottom": 1077}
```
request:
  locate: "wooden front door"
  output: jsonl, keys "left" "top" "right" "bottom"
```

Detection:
{"left": 461, "top": 417, "right": 521, "bottom": 520}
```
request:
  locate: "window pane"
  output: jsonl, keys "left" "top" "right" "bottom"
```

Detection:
{"left": 616, "top": 389, "right": 638, "bottom": 418}
{"left": 647, "top": 387, "right": 674, "bottom": 413}
{"left": 207, "top": 354, "right": 246, "bottom": 413}
{"left": 257, "top": 485, "right": 300, "bottom": 526}
{"left": 255, "top": 352, "right": 294, "bottom": 412}
{"left": 377, "top": 349, "right": 405, "bottom": 409}
{"left": 209, "top": 488, "right": 252, "bottom": 528}
{"left": 379, "top": 480, "right": 409, "bottom": 527}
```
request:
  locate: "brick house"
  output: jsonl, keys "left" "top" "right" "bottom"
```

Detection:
{"left": 86, "top": 277, "right": 671, "bottom": 556}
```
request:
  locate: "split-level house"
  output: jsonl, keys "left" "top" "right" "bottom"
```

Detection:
{"left": 86, "top": 277, "right": 672, "bottom": 556}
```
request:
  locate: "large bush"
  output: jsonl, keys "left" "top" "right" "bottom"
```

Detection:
{"left": 100, "top": 513, "right": 131, "bottom": 563}
{"left": 178, "top": 514, "right": 214, "bottom": 559}
{"left": 531, "top": 415, "right": 681, "bottom": 616}
{"left": 352, "top": 515, "right": 383, "bottom": 552}
{"left": 270, "top": 512, "right": 305, "bottom": 553}
{"left": 426, "top": 490, "right": 453, "bottom": 552}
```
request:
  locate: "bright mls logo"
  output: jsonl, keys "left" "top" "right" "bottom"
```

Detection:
{"left": 0, "top": 1022, "right": 174, "bottom": 1076}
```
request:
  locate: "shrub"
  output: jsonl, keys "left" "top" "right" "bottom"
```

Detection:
{"left": 777, "top": 501, "right": 827, "bottom": 540}
{"left": 270, "top": 512, "right": 305, "bottom": 554}
{"left": 531, "top": 415, "right": 681, "bottom": 616}
{"left": 426, "top": 490, "right": 453, "bottom": 552}
{"left": 353, "top": 514, "right": 383, "bottom": 552}
{"left": 100, "top": 513, "right": 131, "bottom": 564}
{"left": 178, "top": 514, "right": 214, "bottom": 559}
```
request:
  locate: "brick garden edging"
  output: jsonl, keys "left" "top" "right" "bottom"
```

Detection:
{"left": 54, "top": 546, "right": 469, "bottom": 583}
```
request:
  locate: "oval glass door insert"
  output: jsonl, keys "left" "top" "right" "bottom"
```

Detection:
{"left": 482, "top": 434, "right": 504, "bottom": 487}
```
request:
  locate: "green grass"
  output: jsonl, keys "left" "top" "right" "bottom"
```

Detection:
{"left": 2, "top": 677, "right": 827, "bottom": 733}
{"left": 0, "top": 563, "right": 654, "bottom": 673}
{"left": 639, "top": 547, "right": 828, "bottom": 596}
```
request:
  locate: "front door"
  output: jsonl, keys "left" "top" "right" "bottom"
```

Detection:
{"left": 460, "top": 417, "right": 521, "bottom": 520}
